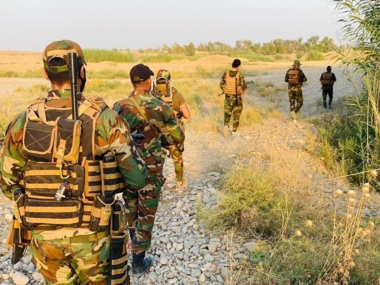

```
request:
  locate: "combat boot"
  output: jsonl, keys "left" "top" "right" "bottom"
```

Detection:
{"left": 323, "top": 100, "right": 327, "bottom": 109}
{"left": 132, "top": 252, "right": 152, "bottom": 276}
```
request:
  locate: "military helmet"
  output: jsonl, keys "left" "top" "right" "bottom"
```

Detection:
{"left": 43, "top": 40, "right": 86, "bottom": 74}
{"left": 293, "top": 60, "right": 302, "bottom": 66}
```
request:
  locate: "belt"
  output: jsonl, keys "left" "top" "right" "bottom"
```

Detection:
{"left": 225, "top": 94, "right": 239, "bottom": 97}
{"left": 70, "top": 230, "right": 109, "bottom": 243}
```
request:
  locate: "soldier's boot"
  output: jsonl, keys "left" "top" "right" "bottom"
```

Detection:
{"left": 328, "top": 100, "right": 332, "bottom": 109}
{"left": 323, "top": 100, "right": 327, "bottom": 109}
{"left": 132, "top": 252, "right": 152, "bottom": 276}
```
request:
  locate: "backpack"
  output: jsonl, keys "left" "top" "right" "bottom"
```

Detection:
{"left": 223, "top": 72, "right": 244, "bottom": 95}
{"left": 287, "top": 69, "right": 299, "bottom": 85}
{"left": 154, "top": 76, "right": 173, "bottom": 105}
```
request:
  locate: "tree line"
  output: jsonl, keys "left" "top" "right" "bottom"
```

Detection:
{"left": 138, "top": 36, "right": 339, "bottom": 56}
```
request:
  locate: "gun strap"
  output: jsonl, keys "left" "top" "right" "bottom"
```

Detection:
{"left": 129, "top": 96, "right": 149, "bottom": 123}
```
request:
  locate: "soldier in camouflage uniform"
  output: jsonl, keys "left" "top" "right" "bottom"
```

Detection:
{"left": 154, "top": 69, "right": 191, "bottom": 191}
{"left": 0, "top": 40, "right": 147, "bottom": 285}
{"left": 113, "top": 64, "right": 185, "bottom": 276}
{"left": 220, "top": 59, "right": 247, "bottom": 137}
{"left": 285, "top": 60, "right": 307, "bottom": 120}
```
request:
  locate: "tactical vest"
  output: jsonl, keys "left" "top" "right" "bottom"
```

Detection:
{"left": 223, "top": 72, "right": 243, "bottom": 95}
{"left": 321, "top": 72, "right": 334, "bottom": 86}
{"left": 16, "top": 98, "right": 126, "bottom": 230}
{"left": 287, "top": 69, "right": 299, "bottom": 85}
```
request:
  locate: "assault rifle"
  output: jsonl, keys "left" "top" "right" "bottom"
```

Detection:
{"left": 68, "top": 52, "right": 79, "bottom": 119}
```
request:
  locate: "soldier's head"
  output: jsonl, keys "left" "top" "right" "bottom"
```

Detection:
{"left": 130, "top": 63, "right": 154, "bottom": 90}
{"left": 43, "top": 40, "right": 87, "bottom": 91}
{"left": 293, "top": 60, "right": 302, "bottom": 69}
{"left": 156, "top": 69, "right": 171, "bottom": 84}
{"left": 232, "top": 59, "right": 241, "bottom": 68}
{"left": 327, "top": 66, "right": 332, "bottom": 71}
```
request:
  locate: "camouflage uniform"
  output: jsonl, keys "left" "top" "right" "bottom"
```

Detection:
{"left": 285, "top": 61, "right": 307, "bottom": 114}
{"left": 161, "top": 88, "right": 187, "bottom": 183}
{"left": 0, "top": 41, "right": 146, "bottom": 285}
{"left": 113, "top": 90, "right": 184, "bottom": 254}
{"left": 220, "top": 70, "right": 247, "bottom": 132}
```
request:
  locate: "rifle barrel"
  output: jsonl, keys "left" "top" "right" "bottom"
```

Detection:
{"left": 68, "top": 52, "right": 78, "bottom": 120}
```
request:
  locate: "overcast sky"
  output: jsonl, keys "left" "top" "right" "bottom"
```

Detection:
{"left": 0, "top": 0, "right": 343, "bottom": 52}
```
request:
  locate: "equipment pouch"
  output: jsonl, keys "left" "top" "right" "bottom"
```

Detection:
{"left": 20, "top": 197, "right": 83, "bottom": 230}
{"left": 53, "top": 118, "right": 82, "bottom": 165}
{"left": 24, "top": 161, "right": 84, "bottom": 199}
{"left": 100, "top": 155, "right": 126, "bottom": 197}
{"left": 89, "top": 195, "right": 114, "bottom": 232}
{"left": 108, "top": 230, "right": 130, "bottom": 285}
{"left": 111, "top": 200, "right": 126, "bottom": 236}
{"left": 22, "top": 120, "right": 56, "bottom": 162}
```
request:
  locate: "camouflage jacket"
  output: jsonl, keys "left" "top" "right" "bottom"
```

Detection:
{"left": 0, "top": 89, "right": 147, "bottom": 200}
{"left": 219, "top": 70, "right": 247, "bottom": 92}
{"left": 113, "top": 89, "right": 185, "bottom": 171}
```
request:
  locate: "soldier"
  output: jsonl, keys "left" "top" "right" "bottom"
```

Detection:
{"left": 220, "top": 59, "right": 247, "bottom": 137}
{"left": 113, "top": 64, "right": 185, "bottom": 275}
{"left": 285, "top": 60, "right": 307, "bottom": 120}
{"left": 0, "top": 40, "right": 147, "bottom": 285}
{"left": 320, "top": 66, "right": 337, "bottom": 109}
{"left": 154, "top": 69, "right": 191, "bottom": 191}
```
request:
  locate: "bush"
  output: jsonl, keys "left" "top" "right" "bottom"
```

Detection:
{"left": 307, "top": 50, "right": 325, "bottom": 61}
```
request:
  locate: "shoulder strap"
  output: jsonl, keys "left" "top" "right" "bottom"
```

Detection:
{"left": 129, "top": 96, "right": 149, "bottom": 123}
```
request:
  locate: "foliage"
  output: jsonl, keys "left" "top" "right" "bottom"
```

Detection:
{"left": 83, "top": 49, "right": 135, "bottom": 63}
{"left": 320, "top": 0, "right": 380, "bottom": 188}
{"left": 307, "top": 50, "right": 325, "bottom": 61}
{"left": 0, "top": 70, "right": 41, "bottom": 78}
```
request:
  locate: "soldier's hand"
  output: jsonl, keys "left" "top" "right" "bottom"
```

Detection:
{"left": 177, "top": 142, "right": 185, "bottom": 153}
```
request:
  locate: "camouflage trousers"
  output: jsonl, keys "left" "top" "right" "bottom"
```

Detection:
{"left": 288, "top": 85, "right": 303, "bottom": 113}
{"left": 224, "top": 95, "right": 243, "bottom": 132}
{"left": 124, "top": 169, "right": 165, "bottom": 253}
{"left": 29, "top": 230, "right": 110, "bottom": 285}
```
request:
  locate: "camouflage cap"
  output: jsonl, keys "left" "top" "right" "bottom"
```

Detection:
{"left": 43, "top": 40, "right": 86, "bottom": 73}
{"left": 293, "top": 60, "right": 302, "bottom": 66}
{"left": 130, "top": 63, "right": 154, "bottom": 83}
{"left": 156, "top": 69, "right": 171, "bottom": 80}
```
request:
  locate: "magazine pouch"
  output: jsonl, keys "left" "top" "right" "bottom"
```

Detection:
{"left": 89, "top": 195, "right": 114, "bottom": 232}
{"left": 111, "top": 200, "right": 126, "bottom": 236}
{"left": 108, "top": 230, "right": 130, "bottom": 285}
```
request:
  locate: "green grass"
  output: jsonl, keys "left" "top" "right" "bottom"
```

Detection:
{"left": 0, "top": 70, "right": 41, "bottom": 78}
{"left": 83, "top": 49, "right": 135, "bottom": 63}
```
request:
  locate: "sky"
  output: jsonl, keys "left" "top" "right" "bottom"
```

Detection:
{"left": 0, "top": 0, "right": 344, "bottom": 52}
